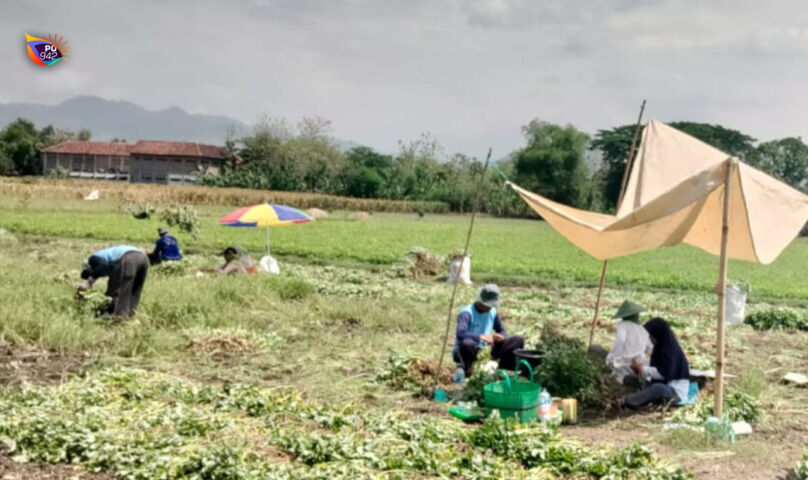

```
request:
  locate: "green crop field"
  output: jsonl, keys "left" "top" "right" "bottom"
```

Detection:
{"left": 1, "top": 195, "right": 807, "bottom": 299}
{"left": 1, "top": 183, "right": 808, "bottom": 480}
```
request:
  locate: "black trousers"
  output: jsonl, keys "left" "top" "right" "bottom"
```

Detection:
{"left": 454, "top": 335, "right": 525, "bottom": 376}
{"left": 106, "top": 251, "right": 149, "bottom": 317}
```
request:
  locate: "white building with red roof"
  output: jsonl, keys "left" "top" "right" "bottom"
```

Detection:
{"left": 43, "top": 140, "right": 236, "bottom": 184}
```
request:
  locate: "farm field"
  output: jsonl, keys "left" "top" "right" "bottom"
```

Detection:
{"left": 1, "top": 181, "right": 808, "bottom": 479}
{"left": 1, "top": 189, "right": 807, "bottom": 300}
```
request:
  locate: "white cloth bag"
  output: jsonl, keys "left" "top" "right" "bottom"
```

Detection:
{"left": 447, "top": 256, "right": 471, "bottom": 284}
{"left": 259, "top": 255, "right": 280, "bottom": 275}
{"left": 725, "top": 286, "right": 747, "bottom": 325}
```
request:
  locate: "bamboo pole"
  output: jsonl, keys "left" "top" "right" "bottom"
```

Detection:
{"left": 588, "top": 100, "right": 646, "bottom": 347}
{"left": 714, "top": 158, "right": 735, "bottom": 417}
{"left": 588, "top": 260, "right": 610, "bottom": 346}
{"left": 434, "top": 148, "right": 492, "bottom": 389}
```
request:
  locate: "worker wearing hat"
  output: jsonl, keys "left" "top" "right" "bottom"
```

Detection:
{"left": 148, "top": 226, "right": 182, "bottom": 265}
{"left": 605, "top": 300, "right": 654, "bottom": 385}
{"left": 452, "top": 284, "right": 525, "bottom": 379}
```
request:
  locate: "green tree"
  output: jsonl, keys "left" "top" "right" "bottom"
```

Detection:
{"left": 0, "top": 118, "right": 43, "bottom": 175}
{"left": 513, "top": 120, "right": 590, "bottom": 207}
{"left": 754, "top": 137, "right": 808, "bottom": 191}
{"left": 343, "top": 147, "right": 393, "bottom": 198}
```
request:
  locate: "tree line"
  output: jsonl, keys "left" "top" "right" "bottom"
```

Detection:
{"left": 1, "top": 115, "right": 806, "bottom": 217}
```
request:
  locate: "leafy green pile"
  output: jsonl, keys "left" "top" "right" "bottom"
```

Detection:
{"left": 533, "top": 326, "right": 614, "bottom": 407}
{"left": 373, "top": 349, "right": 422, "bottom": 391}
{"left": 744, "top": 309, "right": 808, "bottom": 331}
{"left": 672, "top": 392, "right": 763, "bottom": 425}
{"left": 160, "top": 204, "right": 201, "bottom": 240}
{"left": 152, "top": 258, "right": 191, "bottom": 276}
{"left": 0, "top": 368, "right": 690, "bottom": 479}
{"left": 796, "top": 453, "right": 808, "bottom": 480}
{"left": 75, "top": 290, "right": 112, "bottom": 317}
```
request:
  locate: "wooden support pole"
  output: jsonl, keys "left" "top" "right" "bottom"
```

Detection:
{"left": 588, "top": 259, "right": 609, "bottom": 346}
{"left": 588, "top": 99, "right": 646, "bottom": 347}
{"left": 434, "top": 148, "right": 492, "bottom": 388}
{"left": 714, "top": 158, "right": 735, "bottom": 417}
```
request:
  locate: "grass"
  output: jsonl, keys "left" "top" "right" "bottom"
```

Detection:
{"left": 1, "top": 194, "right": 808, "bottom": 299}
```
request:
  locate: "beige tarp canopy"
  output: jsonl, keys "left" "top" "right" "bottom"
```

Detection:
{"left": 509, "top": 120, "right": 808, "bottom": 264}
{"left": 509, "top": 119, "right": 808, "bottom": 415}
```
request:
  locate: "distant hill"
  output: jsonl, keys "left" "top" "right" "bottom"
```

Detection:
{"left": 0, "top": 96, "right": 361, "bottom": 150}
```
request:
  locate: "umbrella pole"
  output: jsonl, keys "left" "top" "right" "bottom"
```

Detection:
{"left": 588, "top": 99, "right": 646, "bottom": 347}
{"left": 714, "top": 158, "right": 735, "bottom": 418}
{"left": 434, "top": 148, "right": 491, "bottom": 390}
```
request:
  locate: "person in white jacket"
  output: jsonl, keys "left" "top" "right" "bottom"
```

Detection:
{"left": 605, "top": 301, "right": 653, "bottom": 386}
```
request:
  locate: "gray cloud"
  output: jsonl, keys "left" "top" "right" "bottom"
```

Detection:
{"left": 1, "top": 0, "right": 807, "bottom": 156}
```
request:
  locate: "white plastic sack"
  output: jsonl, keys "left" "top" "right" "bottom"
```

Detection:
{"left": 259, "top": 255, "right": 280, "bottom": 275}
{"left": 447, "top": 256, "right": 471, "bottom": 285}
{"left": 725, "top": 286, "right": 747, "bottom": 326}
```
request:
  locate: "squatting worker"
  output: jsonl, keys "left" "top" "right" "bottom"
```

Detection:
{"left": 618, "top": 317, "right": 690, "bottom": 409}
{"left": 200, "top": 246, "right": 257, "bottom": 275}
{"left": 452, "top": 284, "right": 525, "bottom": 378}
{"left": 77, "top": 245, "right": 149, "bottom": 317}
{"left": 148, "top": 227, "right": 182, "bottom": 265}
{"left": 605, "top": 300, "right": 653, "bottom": 386}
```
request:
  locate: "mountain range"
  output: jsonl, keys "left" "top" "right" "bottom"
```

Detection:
{"left": 0, "top": 96, "right": 360, "bottom": 150}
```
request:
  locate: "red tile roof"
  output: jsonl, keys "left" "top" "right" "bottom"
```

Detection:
{"left": 43, "top": 141, "right": 132, "bottom": 156}
{"left": 130, "top": 141, "right": 228, "bottom": 159}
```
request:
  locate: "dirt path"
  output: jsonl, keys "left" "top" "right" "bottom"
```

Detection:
{"left": 0, "top": 453, "right": 113, "bottom": 480}
{"left": 0, "top": 346, "right": 93, "bottom": 386}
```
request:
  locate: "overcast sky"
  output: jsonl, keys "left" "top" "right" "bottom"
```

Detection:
{"left": 2, "top": 0, "right": 808, "bottom": 156}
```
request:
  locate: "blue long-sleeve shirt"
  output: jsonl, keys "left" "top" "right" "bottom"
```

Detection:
{"left": 456, "top": 309, "right": 506, "bottom": 344}
{"left": 153, "top": 235, "right": 182, "bottom": 261}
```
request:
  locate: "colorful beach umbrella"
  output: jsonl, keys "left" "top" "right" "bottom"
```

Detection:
{"left": 218, "top": 203, "right": 313, "bottom": 253}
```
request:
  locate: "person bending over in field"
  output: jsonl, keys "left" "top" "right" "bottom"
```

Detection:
{"left": 200, "top": 246, "right": 257, "bottom": 275}
{"left": 452, "top": 284, "right": 524, "bottom": 379}
{"left": 617, "top": 317, "right": 690, "bottom": 409}
{"left": 591, "top": 300, "right": 653, "bottom": 387}
{"left": 77, "top": 245, "right": 149, "bottom": 317}
{"left": 148, "top": 227, "right": 182, "bottom": 265}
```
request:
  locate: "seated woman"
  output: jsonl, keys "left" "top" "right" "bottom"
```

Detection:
{"left": 619, "top": 317, "right": 690, "bottom": 409}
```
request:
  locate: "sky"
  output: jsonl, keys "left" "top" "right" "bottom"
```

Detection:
{"left": 2, "top": 0, "right": 808, "bottom": 156}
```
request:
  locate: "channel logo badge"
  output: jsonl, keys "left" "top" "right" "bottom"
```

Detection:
{"left": 26, "top": 33, "right": 70, "bottom": 66}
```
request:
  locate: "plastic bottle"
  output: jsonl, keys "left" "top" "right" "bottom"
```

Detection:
{"left": 538, "top": 388, "right": 552, "bottom": 421}
{"left": 452, "top": 367, "right": 465, "bottom": 384}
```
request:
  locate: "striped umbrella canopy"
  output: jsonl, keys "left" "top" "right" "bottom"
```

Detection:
{"left": 218, "top": 203, "right": 313, "bottom": 253}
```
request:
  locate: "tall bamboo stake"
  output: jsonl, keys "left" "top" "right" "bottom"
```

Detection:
{"left": 588, "top": 100, "right": 646, "bottom": 347}
{"left": 714, "top": 158, "right": 735, "bottom": 417}
{"left": 434, "top": 149, "right": 492, "bottom": 389}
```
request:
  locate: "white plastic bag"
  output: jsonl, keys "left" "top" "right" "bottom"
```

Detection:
{"left": 259, "top": 255, "right": 280, "bottom": 275}
{"left": 84, "top": 190, "right": 99, "bottom": 200}
{"left": 447, "top": 255, "right": 471, "bottom": 285}
{"left": 725, "top": 286, "right": 746, "bottom": 326}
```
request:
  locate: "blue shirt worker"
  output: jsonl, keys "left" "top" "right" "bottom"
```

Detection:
{"left": 149, "top": 227, "right": 182, "bottom": 264}
{"left": 452, "top": 284, "right": 525, "bottom": 378}
{"left": 78, "top": 245, "right": 149, "bottom": 317}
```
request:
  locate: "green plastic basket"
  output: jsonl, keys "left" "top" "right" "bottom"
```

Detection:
{"left": 483, "top": 360, "right": 541, "bottom": 411}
